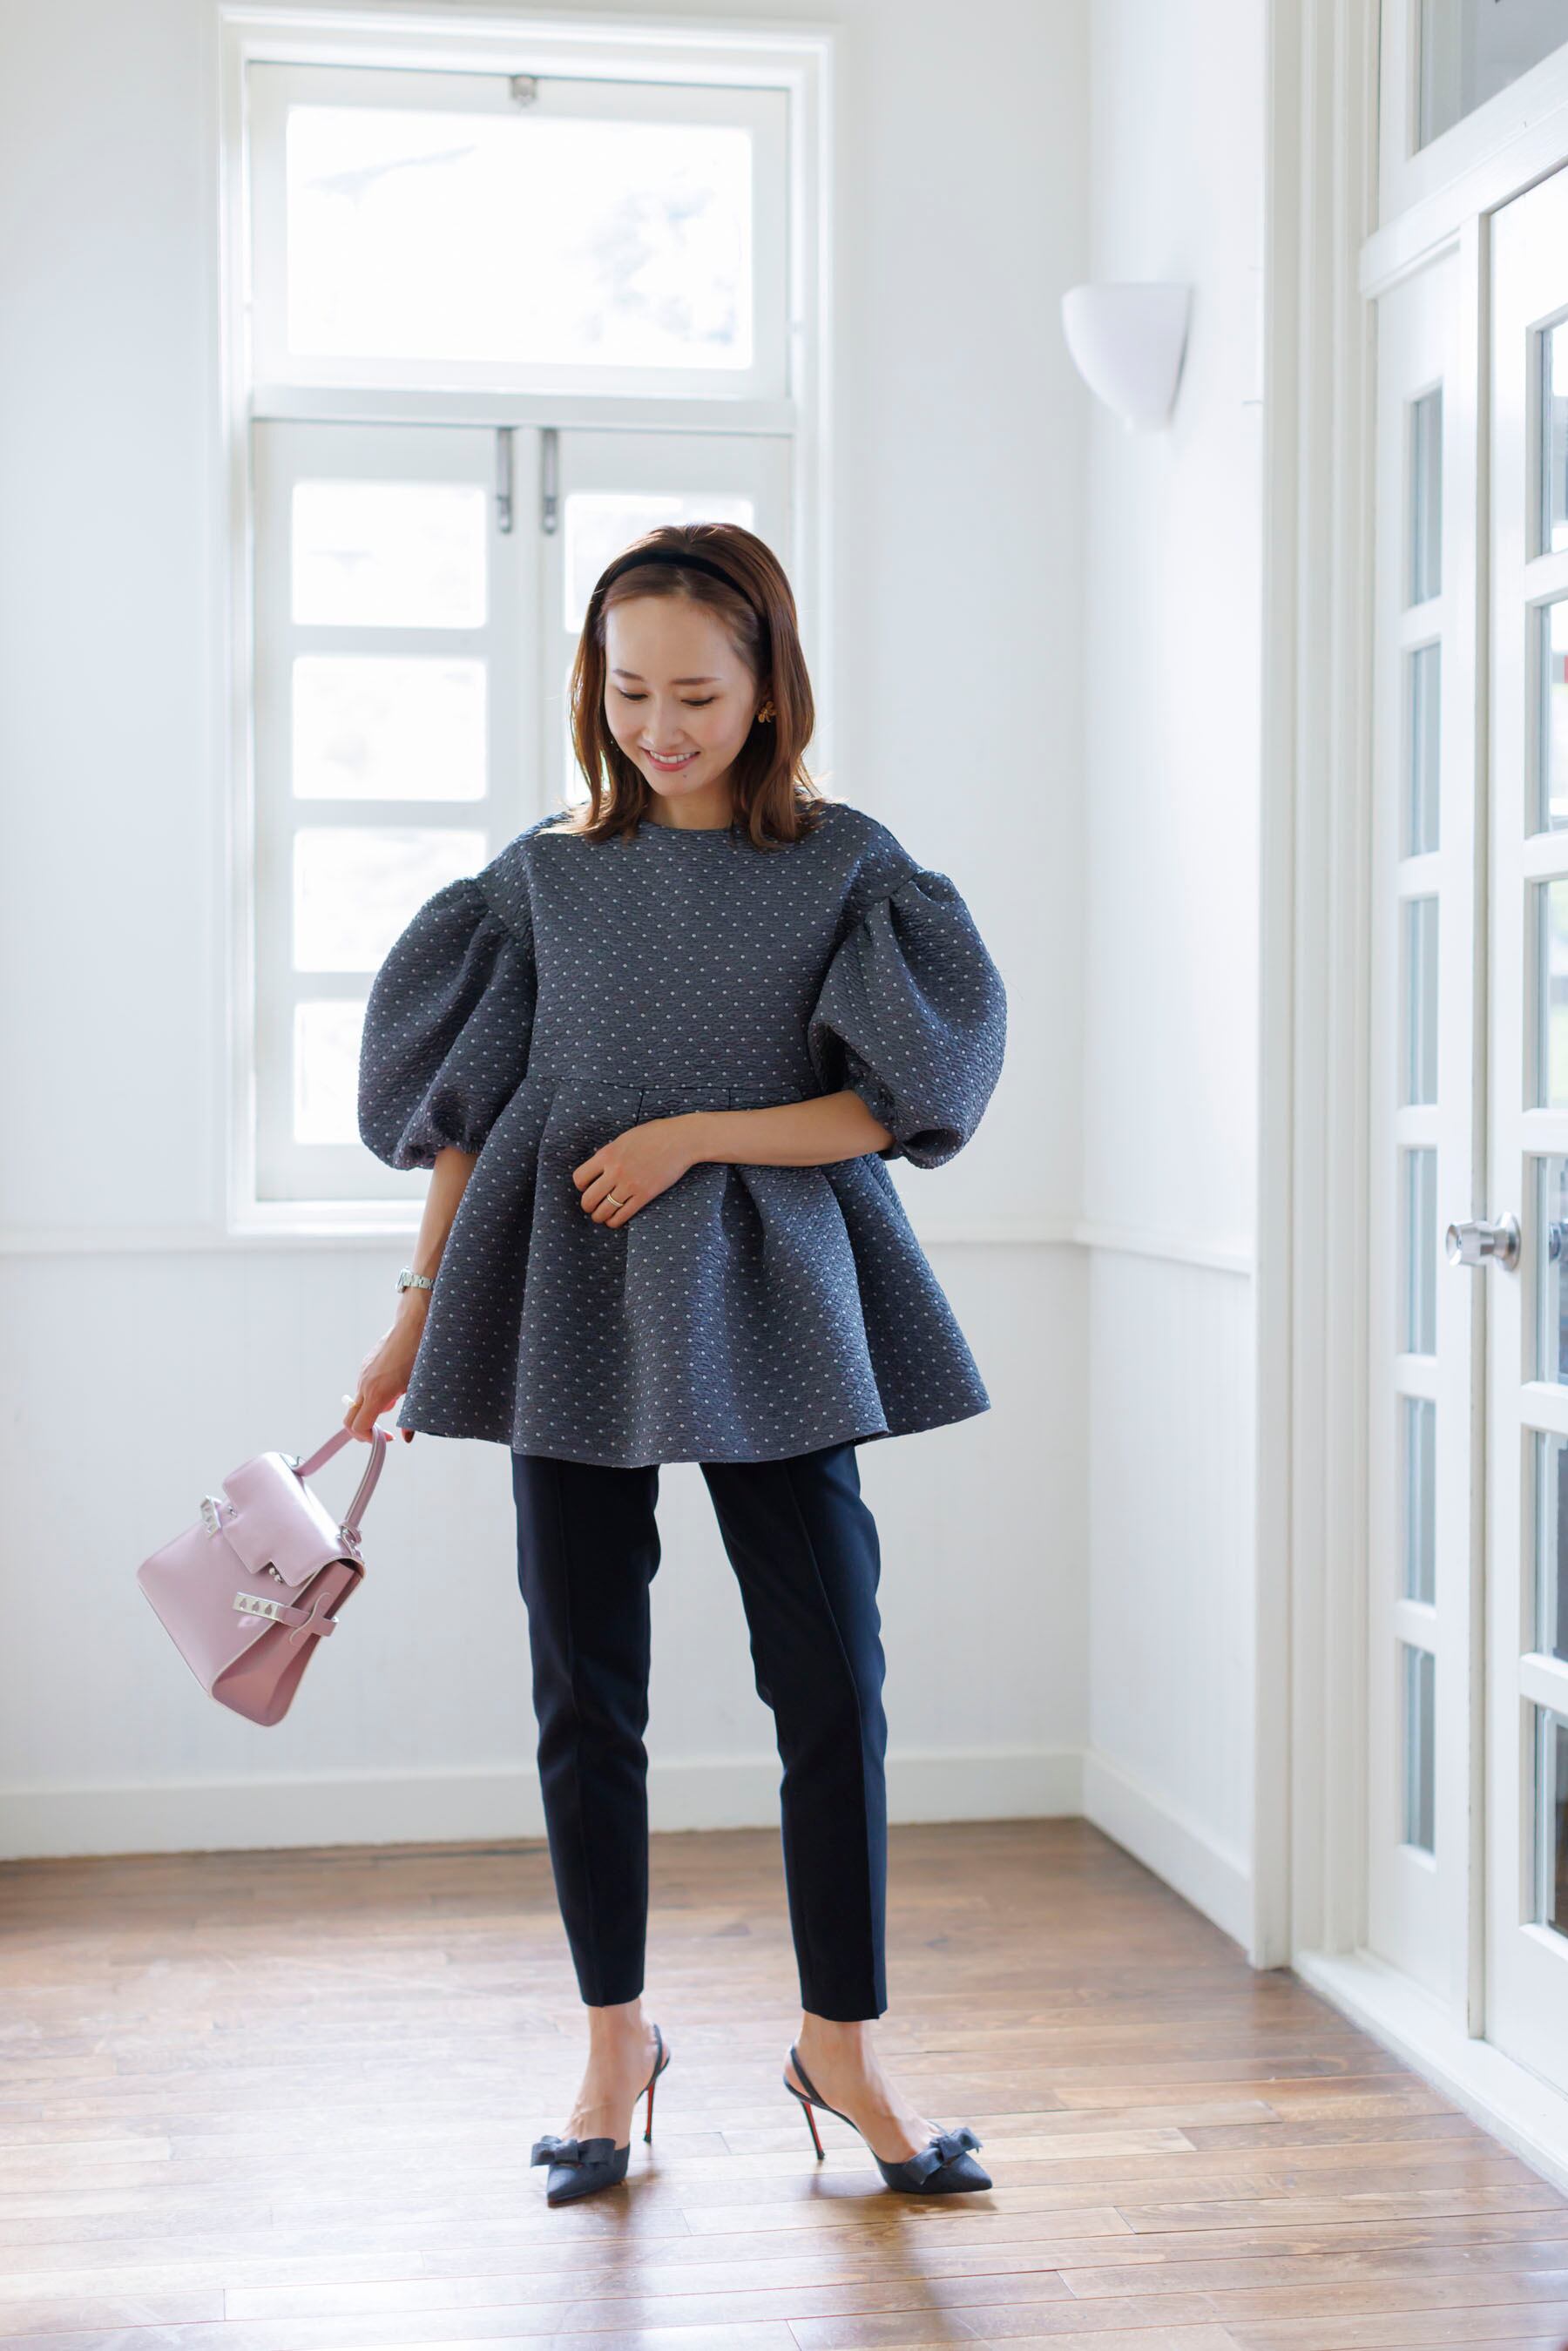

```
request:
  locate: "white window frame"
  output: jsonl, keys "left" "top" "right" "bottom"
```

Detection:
{"left": 1376, "top": 0, "right": 1568, "bottom": 234}
{"left": 250, "top": 420, "right": 527, "bottom": 1211}
{"left": 217, "top": 5, "right": 834, "bottom": 1238}
{"left": 1365, "top": 245, "right": 1484, "bottom": 2023}
{"left": 247, "top": 63, "right": 791, "bottom": 403}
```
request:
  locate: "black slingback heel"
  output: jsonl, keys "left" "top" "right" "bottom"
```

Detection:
{"left": 782, "top": 2040, "right": 991, "bottom": 2193}
{"left": 531, "top": 2020, "right": 671, "bottom": 2206}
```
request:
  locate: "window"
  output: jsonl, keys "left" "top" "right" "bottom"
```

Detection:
{"left": 1415, "top": 0, "right": 1568, "bottom": 149}
{"left": 232, "top": 50, "right": 814, "bottom": 1220}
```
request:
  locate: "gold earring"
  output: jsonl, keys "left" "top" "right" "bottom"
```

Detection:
{"left": 756, "top": 699, "right": 775, "bottom": 723}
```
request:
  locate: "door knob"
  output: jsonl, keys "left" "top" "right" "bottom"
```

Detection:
{"left": 1444, "top": 1212, "right": 1521, "bottom": 1270}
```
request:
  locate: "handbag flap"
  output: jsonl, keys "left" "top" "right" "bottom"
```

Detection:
{"left": 220, "top": 1450, "right": 355, "bottom": 1590}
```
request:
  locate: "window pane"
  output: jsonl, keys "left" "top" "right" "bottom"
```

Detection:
{"left": 293, "top": 656, "right": 487, "bottom": 800}
{"left": 293, "top": 827, "right": 486, "bottom": 971}
{"left": 1544, "top": 321, "right": 1568, "bottom": 557}
{"left": 1538, "top": 880, "right": 1568, "bottom": 1105}
{"left": 564, "top": 491, "right": 757, "bottom": 632}
{"left": 292, "top": 481, "right": 487, "bottom": 629}
{"left": 286, "top": 107, "right": 753, "bottom": 372}
{"left": 1404, "top": 1397, "right": 1436, "bottom": 1606}
{"left": 1418, "top": 1, "right": 1568, "bottom": 147}
{"left": 1409, "top": 388, "right": 1442, "bottom": 605}
{"left": 1540, "top": 1158, "right": 1568, "bottom": 1384}
{"left": 1402, "top": 1641, "right": 1435, "bottom": 1853}
{"left": 1536, "top": 1709, "right": 1568, "bottom": 1936}
{"left": 1536, "top": 1433, "right": 1568, "bottom": 1666}
{"left": 294, "top": 1000, "right": 365, "bottom": 1145}
{"left": 1408, "top": 641, "right": 1441, "bottom": 852}
{"left": 1404, "top": 1146, "right": 1436, "bottom": 1355}
{"left": 1404, "top": 896, "right": 1439, "bottom": 1105}
{"left": 1539, "top": 599, "right": 1568, "bottom": 831}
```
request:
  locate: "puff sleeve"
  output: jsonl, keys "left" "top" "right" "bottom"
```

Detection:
{"left": 357, "top": 875, "right": 537, "bottom": 1171}
{"left": 806, "top": 866, "right": 1007, "bottom": 1169}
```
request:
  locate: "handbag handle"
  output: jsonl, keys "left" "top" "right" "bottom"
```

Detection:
{"left": 294, "top": 1425, "right": 393, "bottom": 1541}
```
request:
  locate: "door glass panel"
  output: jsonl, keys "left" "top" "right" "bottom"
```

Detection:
{"left": 1540, "top": 600, "right": 1568, "bottom": 830}
{"left": 1537, "top": 1158, "right": 1568, "bottom": 1382}
{"left": 1538, "top": 882, "right": 1568, "bottom": 1103}
{"left": 1544, "top": 321, "right": 1568, "bottom": 556}
{"left": 564, "top": 490, "right": 756, "bottom": 631}
{"left": 293, "top": 656, "right": 488, "bottom": 799}
{"left": 285, "top": 107, "right": 754, "bottom": 371}
{"left": 1404, "top": 1396, "right": 1437, "bottom": 1604}
{"left": 1403, "top": 1641, "right": 1436, "bottom": 1851}
{"left": 1404, "top": 896, "right": 1439, "bottom": 1103}
{"left": 1417, "top": 3, "right": 1568, "bottom": 147}
{"left": 1536, "top": 1710, "right": 1568, "bottom": 1935}
{"left": 294, "top": 1000, "right": 365, "bottom": 1145}
{"left": 293, "top": 826, "right": 486, "bottom": 971}
{"left": 1409, "top": 388, "right": 1443, "bottom": 604}
{"left": 292, "top": 481, "right": 487, "bottom": 628}
{"left": 1404, "top": 1146, "right": 1437, "bottom": 1354}
{"left": 1409, "top": 641, "right": 1441, "bottom": 851}
{"left": 1536, "top": 1434, "right": 1568, "bottom": 1665}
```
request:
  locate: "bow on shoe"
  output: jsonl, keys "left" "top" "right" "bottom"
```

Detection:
{"left": 905, "top": 2123, "right": 983, "bottom": 2184}
{"left": 530, "top": 2132, "right": 616, "bottom": 2166}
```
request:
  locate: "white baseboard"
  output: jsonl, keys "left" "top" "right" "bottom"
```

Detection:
{"left": 1294, "top": 1946, "right": 1568, "bottom": 2199}
{"left": 0, "top": 1746, "right": 1084, "bottom": 1861}
{"left": 1082, "top": 1746, "right": 1254, "bottom": 1953}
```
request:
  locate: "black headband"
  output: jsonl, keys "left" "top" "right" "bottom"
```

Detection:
{"left": 595, "top": 544, "right": 747, "bottom": 598}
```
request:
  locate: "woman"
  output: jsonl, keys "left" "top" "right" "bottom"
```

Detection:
{"left": 346, "top": 522, "right": 1007, "bottom": 2206}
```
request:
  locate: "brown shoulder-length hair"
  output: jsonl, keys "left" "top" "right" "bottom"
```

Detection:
{"left": 563, "top": 522, "right": 831, "bottom": 849}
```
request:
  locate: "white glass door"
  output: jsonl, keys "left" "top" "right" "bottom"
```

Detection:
{"left": 1369, "top": 241, "right": 1484, "bottom": 2015}
{"left": 1484, "top": 159, "right": 1568, "bottom": 2093}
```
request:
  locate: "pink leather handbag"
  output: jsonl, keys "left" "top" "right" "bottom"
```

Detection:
{"left": 136, "top": 1427, "right": 393, "bottom": 1726}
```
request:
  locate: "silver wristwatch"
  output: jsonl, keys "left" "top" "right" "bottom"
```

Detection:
{"left": 395, "top": 1267, "right": 436, "bottom": 1294}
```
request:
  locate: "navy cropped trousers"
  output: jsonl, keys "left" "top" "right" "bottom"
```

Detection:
{"left": 510, "top": 1438, "right": 889, "bottom": 2021}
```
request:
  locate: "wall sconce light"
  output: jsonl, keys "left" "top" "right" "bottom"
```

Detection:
{"left": 1060, "top": 283, "right": 1192, "bottom": 431}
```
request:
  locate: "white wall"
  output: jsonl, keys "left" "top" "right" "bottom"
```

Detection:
{"left": 0, "top": 0, "right": 1091, "bottom": 1861}
{"left": 1079, "top": 0, "right": 1265, "bottom": 1951}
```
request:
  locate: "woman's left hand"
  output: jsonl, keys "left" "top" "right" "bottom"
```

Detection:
{"left": 573, "top": 1115, "right": 700, "bottom": 1227}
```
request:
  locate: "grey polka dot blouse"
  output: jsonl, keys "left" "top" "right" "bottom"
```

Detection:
{"left": 356, "top": 796, "right": 1008, "bottom": 1466}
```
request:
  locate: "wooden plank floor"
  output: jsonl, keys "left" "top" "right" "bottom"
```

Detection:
{"left": 3, "top": 1815, "right": 1567, "bottom": 2351}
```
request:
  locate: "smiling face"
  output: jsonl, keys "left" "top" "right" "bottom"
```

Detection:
{"left": 603, "top": 592, "right": 767, "bottom": 815}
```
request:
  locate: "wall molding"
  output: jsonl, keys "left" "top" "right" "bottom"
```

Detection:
{"left": 1073, "top": 1220, "right": 1254, "bottom": 1276}
{"left": 0, "top": 1217, "right": 1254, "bottom": 1270}
{"left": 0, "top": 1219, "right": 1062, "bottom": 1255}
{"left": 0, "top": 1745, "right": 1084, "bottom": 1863}
{"left": 1082, "top": 1747, "right": 1254, "bottom": 1956}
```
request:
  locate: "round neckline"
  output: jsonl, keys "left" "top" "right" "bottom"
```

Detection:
{"left": 625, "top": 799, "right": 834, "bottom": 847}
{"left": 635, "top": 816, "right": 742, "bottom": 839}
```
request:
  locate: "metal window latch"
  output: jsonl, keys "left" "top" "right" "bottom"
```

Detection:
{"left": 495, "top": 428, "right": 513, "bottom": 536}
{"left": 1444, "top": 1213, "right": 1521, "bottom": 1270}
{"left": 540, "top": 424, "right": 558, "bottom": 536}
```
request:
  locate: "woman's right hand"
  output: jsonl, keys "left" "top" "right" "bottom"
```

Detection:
{"left": 343, "top": 1299, "right": 429, "bottom": 1443}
